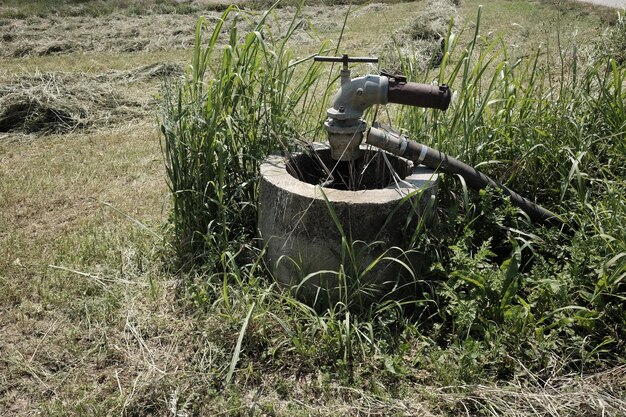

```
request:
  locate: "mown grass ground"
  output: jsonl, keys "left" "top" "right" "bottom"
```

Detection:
{"left": 1, "top": 1, "right": 625, "bottom": 415}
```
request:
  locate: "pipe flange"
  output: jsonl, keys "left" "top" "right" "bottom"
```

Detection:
{"left": 324, "top": 118, "right": 367, "bottom": 161}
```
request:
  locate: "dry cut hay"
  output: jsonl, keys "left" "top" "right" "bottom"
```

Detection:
{"left": 434, "top": 365, "right": 626, "bottom": 416}
{"left": 0, "top": 64, "right": 181, "bottom": 135}
{"left": 0, "top": 74, "right": 89, "bottom": 134}
{"left": 0, "top": 96, "right": 81, "bottom": 134}
{"left": 105, "top": 62, "right": 183, "bottom": 83}
{"left": 0, "top": 13, "right": 214, "bottom": 58}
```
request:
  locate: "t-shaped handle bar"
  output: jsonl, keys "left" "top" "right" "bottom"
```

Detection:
{"left": 314, "top": 54, "right": 378, "bottom": 70}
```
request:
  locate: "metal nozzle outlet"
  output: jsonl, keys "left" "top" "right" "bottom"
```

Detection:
{"left": 387, "top": 80, "right": 451, "bottom": 110}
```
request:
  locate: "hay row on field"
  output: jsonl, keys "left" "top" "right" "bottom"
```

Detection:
{"left": 0, "top": 64, "right": 182, "bottom": 134}
{"left": 0, "top": 7, "right": 329, "bottom": 58}
{"left": 0, "top": 14, "right": 201, "bottom": 57}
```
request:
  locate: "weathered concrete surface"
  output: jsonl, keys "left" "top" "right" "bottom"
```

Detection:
{"left": 258, "top": 147, "right": 438, "bottom": 307}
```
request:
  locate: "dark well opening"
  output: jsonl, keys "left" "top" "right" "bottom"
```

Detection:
{"left": 286, "top": 148, "right": 412, "bottom": 191}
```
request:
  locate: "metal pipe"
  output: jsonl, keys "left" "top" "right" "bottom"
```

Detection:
{"left": 327, "top": 76, "right": 451, "bottom": 121}
{"left": 387, "top": 80, "right": 451, "bottom": 111}
{"left": 327, "top": 75, "right": 388, "bottom": 121}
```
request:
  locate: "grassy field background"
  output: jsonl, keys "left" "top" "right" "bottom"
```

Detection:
{"left": 1, "top": 0, "right": 625, "bottom": 415}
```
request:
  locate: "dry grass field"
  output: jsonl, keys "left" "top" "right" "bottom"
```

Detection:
{"left": 1, "top": 0, "right": 624, "bottom": 415}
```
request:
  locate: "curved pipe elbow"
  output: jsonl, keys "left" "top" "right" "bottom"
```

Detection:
{"left": 327, "top": 74, "right": 452, "bottom": 121}
{"left": 328, "top": 75, "right": 388, "bottom": 120}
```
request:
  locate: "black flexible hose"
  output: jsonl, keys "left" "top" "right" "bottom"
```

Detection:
{"left": 367, "top": 126, "right": 562, "bottom": 227}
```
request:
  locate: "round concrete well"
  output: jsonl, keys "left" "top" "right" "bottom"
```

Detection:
{"left": 258, "top": 144, "right": 438, "bottom": 306}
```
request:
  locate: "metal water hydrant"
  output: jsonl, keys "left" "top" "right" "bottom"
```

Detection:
{"left": 314, "top": 54, "right": 451, "bottom": 161}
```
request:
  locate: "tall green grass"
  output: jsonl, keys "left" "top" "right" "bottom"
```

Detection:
{"left": 398, "top": 8, "right": 625, "bottom": 204}
{"left": 161, "top": 4, "right": 329, "bottom": 264}
{"left": 161, "top": 3, "right": 626, "bottom": 404}
{"left": 393, "top": 7, "right": 626, "bottom": 374}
